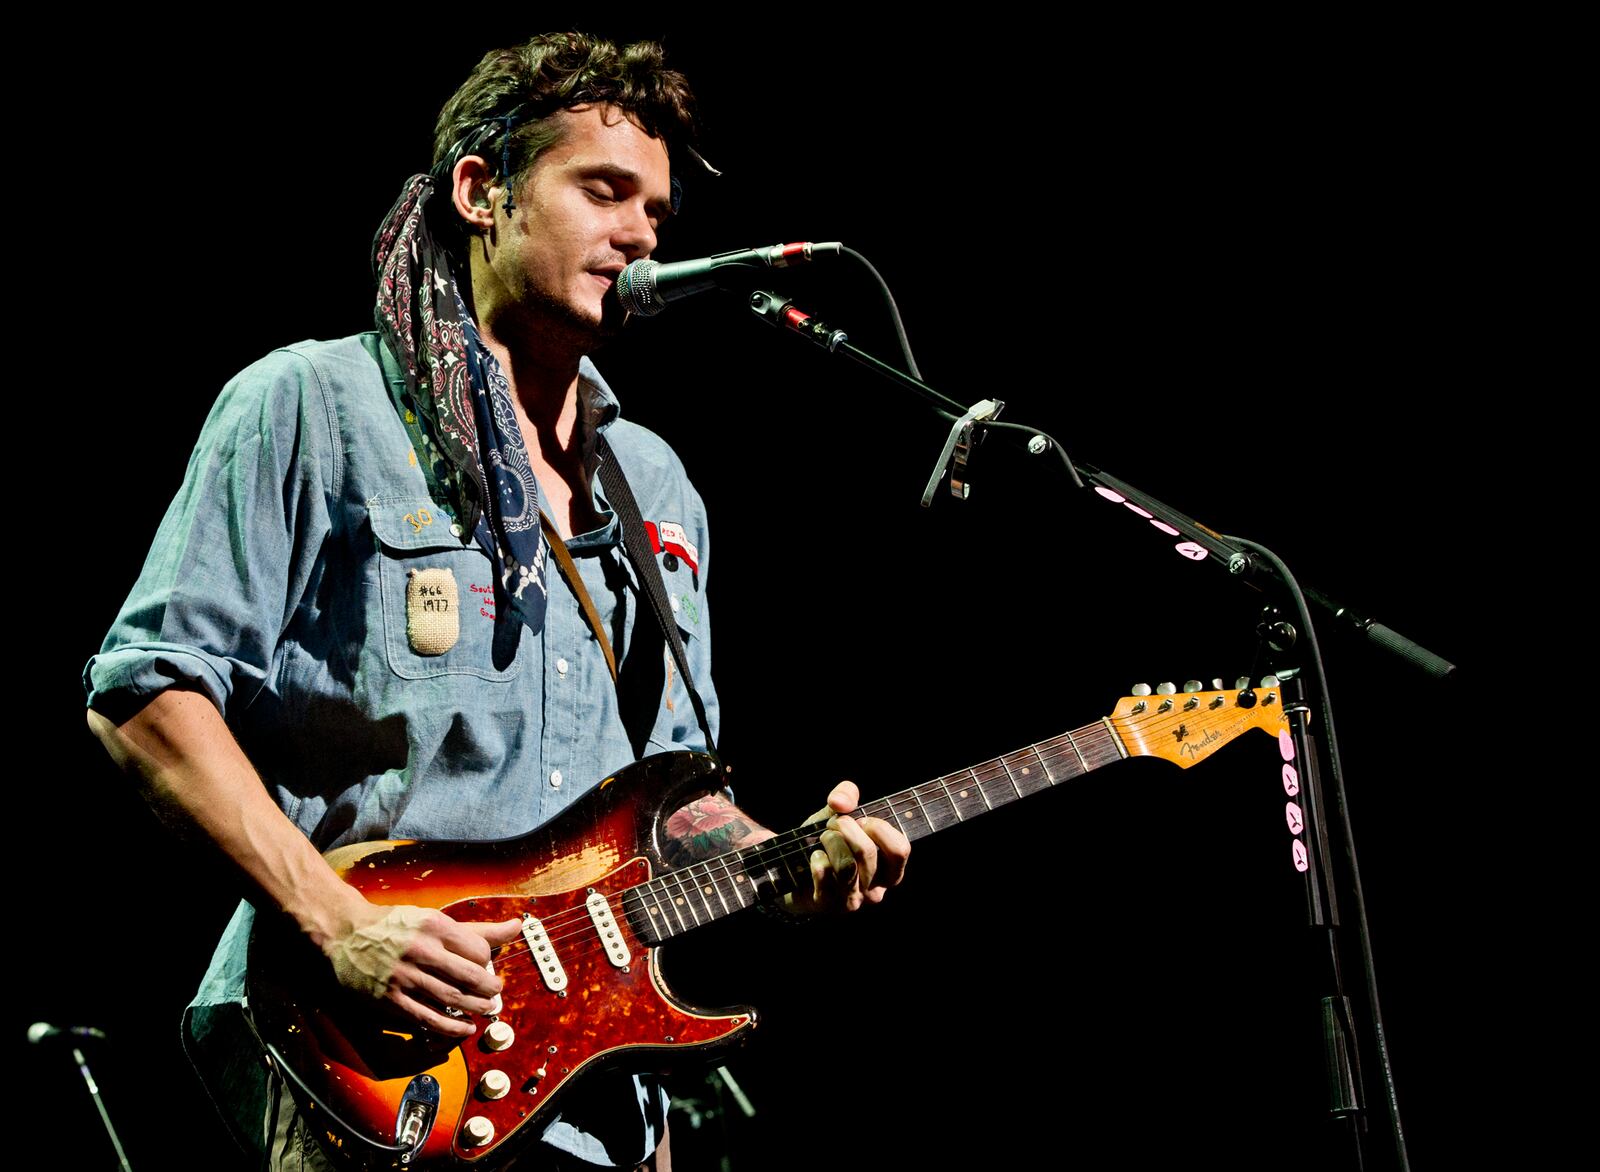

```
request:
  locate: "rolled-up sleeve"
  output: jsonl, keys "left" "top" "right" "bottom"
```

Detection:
{"left": 85, "top": 348, "right": 340, "bottom": 721}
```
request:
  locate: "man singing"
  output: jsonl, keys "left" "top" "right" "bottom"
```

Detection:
{"left": 85, "top": 32, "right": 908, "bottom": 1170}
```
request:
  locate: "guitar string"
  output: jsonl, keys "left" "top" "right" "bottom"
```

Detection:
{"left": 476, "top": 730, "right": 1135, "bottom": 977}
{"left": 486, "top": 726, "right": 1121, "bottom": 953}
{"left": 466, "top": 706, "right": 1262, "bottom": 977}
{"left": 481, "top": 721, "right": 1138, "bottom": 967}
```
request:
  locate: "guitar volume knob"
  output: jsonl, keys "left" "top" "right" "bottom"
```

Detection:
{"left": 483, "top": 1021, "right": 515, "bottom": 1051}
{"left": 463, "top": 1115, "right": 495, "bottom": 1147}
{"left": 477, "top": 1069, "right": 510, "bottom": 1100}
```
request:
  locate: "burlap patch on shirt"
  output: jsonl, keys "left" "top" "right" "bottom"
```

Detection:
{"left": 406, "top": 567, "right": 460, "bottom": 655}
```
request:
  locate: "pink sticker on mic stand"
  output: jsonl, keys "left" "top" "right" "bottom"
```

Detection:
{"left": 1282, "top": 764, "right": 1300, "bottom": 797}
{"left": 1292, "top": 840, "right": 1309, "bottom": 872}
{"left": 1285, "top": 803, "right": 1304, "bottom": 835}
{"left": 1278, "top": 730, "right": 1295, "bottom": 761}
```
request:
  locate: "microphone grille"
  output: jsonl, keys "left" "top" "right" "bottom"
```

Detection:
{"left": 613, "top": 260, "right": 665, "bottom": 317}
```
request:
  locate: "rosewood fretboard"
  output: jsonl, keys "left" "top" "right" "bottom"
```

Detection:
{"left": 622, "top": 719, "right": 1124, "bottom": 944}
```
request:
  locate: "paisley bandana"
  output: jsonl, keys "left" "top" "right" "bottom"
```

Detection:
{"left": 372, "top": 174, "right": 548, "bottom": 632}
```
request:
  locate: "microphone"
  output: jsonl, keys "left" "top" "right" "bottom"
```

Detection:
{"left": 27, "top": 1022, "right": 108, "bottom": 1044}
{"left": 613, "top": 241, "right": 841, "bottom": 317}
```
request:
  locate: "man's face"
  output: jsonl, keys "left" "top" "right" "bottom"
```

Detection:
{"left": 487, "top": 104, "right": 672, "bottom": 346}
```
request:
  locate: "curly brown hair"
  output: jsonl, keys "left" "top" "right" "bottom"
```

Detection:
{"left": 431, "top": 32, "right": 699, "bottom": 197}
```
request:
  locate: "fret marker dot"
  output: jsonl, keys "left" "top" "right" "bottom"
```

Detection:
{"left": 735, "top": 875, "right": 745, "bottom": 883}
{"left": 675, "top": 897, "right": 685, "bottom": 906}
{"left": 1021, "top": 767, "right": 1031, "bottom": 775}
{"left": 906, "top": 810, "right": 917, "bottom": 819}
{"left": 702, "top": 885, "right": 712, "bottom": 895}
{"left": 959, "top": 790, "right": 969, "bottom": 799}
{"left": 649, "top": 907, "right": 659, "bottom": 916}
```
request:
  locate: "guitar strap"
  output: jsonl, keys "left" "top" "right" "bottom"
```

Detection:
{"left": 540, "top": 437, "right": 718, "bottom": 761}
{"left": 540, "top": 513, "right": 620, "bottom": 686}
{"left": 598, "top": 434, "right": 719, "bottom": 760}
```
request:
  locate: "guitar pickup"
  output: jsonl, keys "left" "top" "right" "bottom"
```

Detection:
{"left": 521, "top": 913, "right": 568, "bottom": 992}
{"left": 586, "top": 893, "right": 631, "bottom": 969}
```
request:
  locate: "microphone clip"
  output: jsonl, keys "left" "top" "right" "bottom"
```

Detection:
{"left": 921, "top": 398, "right": 1005, "bottom": 507}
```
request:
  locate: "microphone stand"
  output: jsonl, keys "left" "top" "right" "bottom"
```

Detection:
{"left": 31, "top": 1029, "right": 135, "bottom": 1172}
{"left": 73, "top": 1042, "right": 135, "bottom": 1172}
{"left": 742, "top": 284, "right": 1444, "bottom": 1172}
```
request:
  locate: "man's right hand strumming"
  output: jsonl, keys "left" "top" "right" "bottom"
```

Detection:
{"left": 317, "top": 898, "right": 522, "bottom": 1038}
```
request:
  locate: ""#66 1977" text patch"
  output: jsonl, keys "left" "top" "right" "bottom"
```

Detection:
{"left": 406, "top": 567, "right": 459, "bottom": 655}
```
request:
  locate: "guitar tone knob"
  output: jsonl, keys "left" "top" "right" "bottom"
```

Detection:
{"left": 483, "top": 1021, "right": 515, "bottom": 1051}
{"left": 477, "top": 1069, "right": 510, "bottom": 1100}
{"left": 463, "top": 1115, "right": 495, "bottom": 1147}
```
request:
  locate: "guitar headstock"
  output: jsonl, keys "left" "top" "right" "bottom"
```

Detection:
{"left": 1108, "top": 677, "right": 1289, "bottom": 768}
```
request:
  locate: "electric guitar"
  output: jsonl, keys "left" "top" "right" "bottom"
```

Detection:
{"left": 247, "top": 678, "right": 1290, "bottom": 1169}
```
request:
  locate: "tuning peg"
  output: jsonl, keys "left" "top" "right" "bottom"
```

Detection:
{"left": 1235, "top": 675, "right": 1259, "bottom": 709}
{"left": 1261, "top": 675, "right": 1279, "bottom": 688}
{"left": 1131, "top": 683, "right": 1152, "bottom": 696}
{"left": 1212, "top": 678, "right": 1225, "bottom": 690}
{"left": 1183, "top": 680, "right": 1203, "bottom": 693}
{"left": 1156, "top": 681, "right": 1177, "bottom": 695}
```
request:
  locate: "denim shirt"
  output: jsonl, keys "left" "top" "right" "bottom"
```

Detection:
{"left": 83, "top": 333, "right": 718, "bottom": 1166}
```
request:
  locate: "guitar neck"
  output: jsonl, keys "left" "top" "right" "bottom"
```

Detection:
{"left": 853, "top": 718, "right": 1126, "bottom": 843}
{"left": 626, "top": 719, "right": 1125, "bottom": 944}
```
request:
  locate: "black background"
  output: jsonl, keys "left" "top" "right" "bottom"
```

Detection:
{"left": 23, "top": 15, "right": 1543, "bottom": 1171}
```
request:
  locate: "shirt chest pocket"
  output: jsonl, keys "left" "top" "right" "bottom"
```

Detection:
{"left": 369, "top": 501, "right": 521, "bottom": 682}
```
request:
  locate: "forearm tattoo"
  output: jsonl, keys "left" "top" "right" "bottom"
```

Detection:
{"left": 662, "top": 795, "right": 770, "bottom": 868}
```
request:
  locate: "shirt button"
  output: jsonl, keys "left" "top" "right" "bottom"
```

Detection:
{"left": 550, "top": 770, "right": 563, "bottom": 788}
{"left": 669, "top": 595, "right": 680, "bottom": 613}
{"left": 556, "top": 657, "right": 569, "bottom": 676}
{"left": 450, "top": 523, "right": 463, "bottom": 537}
